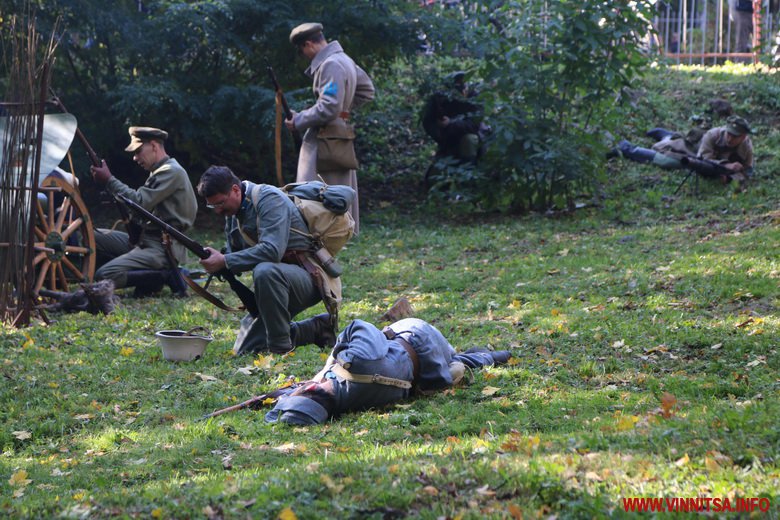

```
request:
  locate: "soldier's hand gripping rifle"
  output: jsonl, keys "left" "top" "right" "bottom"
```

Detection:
{"left": 680, "top": 156, "right": 734, "bottom": 180}
{"left": 267, "top": 66, "right": 302, "bottom": 150}
{"left": 48, "top": 92, "right": 143, "bottom": 246}
{"left": 115, "top": 194, "right": 259, "bottom": 317}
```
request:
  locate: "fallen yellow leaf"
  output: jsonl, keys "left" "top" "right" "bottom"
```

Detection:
{"left": 278, "top": 507, "right": 297, "bottom": 520}
{"left": 585, "top": 471, "right": 603, "bottom": 481}
{"left": 8, "top": 469, "right": 32, "bottom": 487}
{"left": 254, "top": 354, "right": 274, "bottom": 369}
{"left": 704, "top": 456, "right": 721, "bottom": 473}
{"left": 481, "top": 386, "right": 500, "bottom": 396}
{"left": 421, "top": 485, "right": 438, "bottom": 496}
{"left": 675, "top": 454, "right": 690, "bottom": 467}
{"left": 274, "top": 442, "right": 296, "bottom": 454}
{"left": 12, "top": 431, "right": 31, "bottom": 440}
{"left": 616, "top": 415, "right": 638, "bottom": 431}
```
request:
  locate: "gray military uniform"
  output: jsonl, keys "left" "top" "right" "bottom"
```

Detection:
{"left": 94, "top": 157, "right": 197, "bottom": 287}
{"left": 225, "top": 181, "right": 320, "bottom": 355}
{"left": 293, "top": 40, "right": 375, "bottom": 235}
{"left": 266, "top": 318, "right": 509, "bottom": 425}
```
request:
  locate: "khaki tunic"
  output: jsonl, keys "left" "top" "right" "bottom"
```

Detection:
{"left": 95, "top": 157, "right": 197, "bottom": 286}
{"left": 698, "top": 127, "right": 753, "bottom": 170}
{"left": 293, "top": 41, "right": 375, "bottom": 234}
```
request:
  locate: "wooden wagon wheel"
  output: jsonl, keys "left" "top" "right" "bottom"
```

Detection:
{"left": 32, "top": 175, "right": 96, "bottom": 294}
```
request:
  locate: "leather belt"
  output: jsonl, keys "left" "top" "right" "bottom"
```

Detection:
{"left": 329, "top": 363, "right": 412, "bottom": 389}
{"left": 395, "top": 337, "right": 420, "bottom": 385}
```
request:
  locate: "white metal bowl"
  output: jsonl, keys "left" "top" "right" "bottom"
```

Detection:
{"left": 155, "top": 327, "right": 213, "bottom": 362}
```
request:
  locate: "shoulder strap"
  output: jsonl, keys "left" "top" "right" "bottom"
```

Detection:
{"left": 237, "top": 183, "right": 261, "bottom": 246}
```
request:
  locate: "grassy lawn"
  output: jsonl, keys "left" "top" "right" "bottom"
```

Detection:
{"left": 1, "top": 66, "right": 779, "bottom": 518}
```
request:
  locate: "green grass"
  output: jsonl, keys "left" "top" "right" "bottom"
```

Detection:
{"left": 1, "top": 65, "right": 779, "bottom": 518}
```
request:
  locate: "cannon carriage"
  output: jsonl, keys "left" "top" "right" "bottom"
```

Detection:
{"left": 0, "top": 110, "right": 98, "bottom": 322}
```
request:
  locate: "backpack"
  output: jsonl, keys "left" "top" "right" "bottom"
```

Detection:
{"left": 281, "top": 181, "right": 356, "bottom": 256}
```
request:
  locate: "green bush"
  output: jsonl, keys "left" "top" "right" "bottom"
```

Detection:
{"left": 432, "top": 0, "right": 656, "bottom": 212}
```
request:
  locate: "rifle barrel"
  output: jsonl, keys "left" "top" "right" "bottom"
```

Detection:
{"left": 267, "top": 67, "right": 293, "bottom": 120}
{"left": 116, "top": 194, "right": 259, "bottom": 316}
{"left": 116, "top": 194, "right": 209, "bottom": 259}
{"left": 49, "top": 94, "right": 102, "bottom": 166}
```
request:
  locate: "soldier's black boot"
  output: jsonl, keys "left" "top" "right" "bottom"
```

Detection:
{"left": 290, "top": 314, "right": 337, "bottom": 349}
{"left": 645, "top": 127, "right": 677, "bottom": 142}
{"left": 162, "top": 268, "right": 188, "bottom": 298}
{"left": 490, "top": 351, "right": 511, "bottom": 364}
{"left": 460, "top": 346, "right": 512, "bottom": 366}
{"left": 125, "top": 270, "right": 165, "bottom": 298}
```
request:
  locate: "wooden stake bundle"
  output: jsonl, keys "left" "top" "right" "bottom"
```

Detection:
{"left": 0, "top": 9, "right": 59, "bottom": 326}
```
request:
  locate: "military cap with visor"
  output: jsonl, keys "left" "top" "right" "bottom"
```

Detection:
{"left": 725, "top": 116, "right": 751, "bottom": 136}
{"left": 125, "top": 126, "right": 169, "bottom": 152}
{"left": 289, "top": 22, "right": 323, "bottom": 46}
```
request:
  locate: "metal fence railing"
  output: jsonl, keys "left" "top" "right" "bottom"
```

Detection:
{"left": 652, "top": 0, "right": 779, "bottom": 64}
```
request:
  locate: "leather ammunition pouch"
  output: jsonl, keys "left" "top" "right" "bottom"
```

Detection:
{"left": 316, "top": 119, "right": 358, "bottom": 172}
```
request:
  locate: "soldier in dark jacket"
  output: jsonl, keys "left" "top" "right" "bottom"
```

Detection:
{"left": 421, "top": 71, "right": 485, "bottom": 164}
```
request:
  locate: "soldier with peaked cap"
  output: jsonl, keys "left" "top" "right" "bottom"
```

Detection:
{"left": 285, "top": 22, "right": 375, "bottom": 235}
{"left": 265, "top": 317, "right": 512, "bottom": 425}
{"left": 90, "top": 126, "right": 197, "bottom": 296}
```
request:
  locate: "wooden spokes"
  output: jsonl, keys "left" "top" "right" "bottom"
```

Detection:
{"left": 33, "top": 175, "right": 96, "bottom": 294}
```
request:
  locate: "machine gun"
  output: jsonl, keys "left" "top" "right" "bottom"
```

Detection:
{"left": 48, "top": 92, "right": 143, "bottom": 246}
{"left": 680, "top": 156, "right": 734, "bottom": 180}
{"left": 267, "top": 66, "right": 302, "bottom": 149}
{"left": 115, "top": 194, "right": 259, "bottom": 317}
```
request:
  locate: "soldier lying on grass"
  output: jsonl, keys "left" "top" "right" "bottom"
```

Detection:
{"left": 264, "top": 317, "right": 511, "bottom": 425}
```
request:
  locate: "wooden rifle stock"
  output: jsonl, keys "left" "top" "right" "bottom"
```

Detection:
{"left": 115, "top": 194, "right": 259, "bottom": 317}
{"left": 199, "top": 382, "right": 299, "bottom": 421}
{"left": 267, "top": 66, "right": 302, "bottom": 149}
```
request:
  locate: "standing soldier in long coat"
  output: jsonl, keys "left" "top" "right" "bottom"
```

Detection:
{"left": 285, "top": 23, "right": 374, "bottom": 235}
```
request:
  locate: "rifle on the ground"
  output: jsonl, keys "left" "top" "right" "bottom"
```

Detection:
{"left": 115, "top": 193, "right": 259, "bottom": 317}
{"left": 48, "top": 92, "right": 143, "bottom": 246}
{"left": 267, "top": 66, "right": 302, "bottom": 149}
{"left": 199, "top": 382, "right": 299, "bottom": 421}
{"left": 680, "top": 156, "right": 734, "bottom": 180}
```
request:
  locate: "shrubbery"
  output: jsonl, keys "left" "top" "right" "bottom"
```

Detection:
{"left": 421, "top": 0, "right": 656, "bottom": 213}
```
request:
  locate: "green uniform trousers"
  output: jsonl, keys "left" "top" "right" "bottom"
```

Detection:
{"left": 233, "top": 262, "right": 322, "bottom": 355}
{"left": 94, "top": 229, "right": 170, "bottom": 288}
